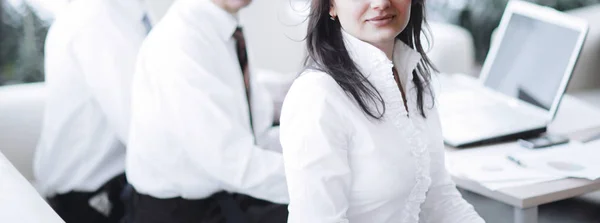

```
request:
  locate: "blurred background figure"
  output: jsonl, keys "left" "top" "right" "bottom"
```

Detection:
{"left": 124, "top": 0, "right": 290, "bottom": 222}
{"left": 32, "top": 0, "right": 152, "bottom": 222}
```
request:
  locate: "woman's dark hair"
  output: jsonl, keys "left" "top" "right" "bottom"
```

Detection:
{"left": 304, "top": 0, "right": 437, "bottom": 118}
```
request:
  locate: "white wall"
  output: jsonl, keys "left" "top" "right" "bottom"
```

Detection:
{"left": 240, "top": 0, "right": 308, "bottom": 75}
{"left": 144, "top": 0, "right": 175, "bottom": 24}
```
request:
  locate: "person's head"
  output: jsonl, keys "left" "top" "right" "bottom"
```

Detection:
{"left": 211, "top": 0, "right": 252, "bottom": 14}
{"left": 305, "top": 0, "right": 436, "bottom": 119}
{"left": 330, "top": 0, "right": 412, "bottom": 54}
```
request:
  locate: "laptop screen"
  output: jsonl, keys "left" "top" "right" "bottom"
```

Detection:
{"left": 482, "top": 13, "right": 582, "bottom": 111}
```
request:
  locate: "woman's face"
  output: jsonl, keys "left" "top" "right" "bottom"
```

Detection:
{"left": 330, "top": 0, "right": 412, "bottom": 46}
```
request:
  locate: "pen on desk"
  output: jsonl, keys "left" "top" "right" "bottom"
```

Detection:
{"left": 507, "top": 155, "right": 526, "bottom": 167}
{"left": 582, "top": 132, "right": 600, "bottom": 144}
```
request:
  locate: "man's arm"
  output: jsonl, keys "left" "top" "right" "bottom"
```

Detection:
{"left": 71, "top": 26, "right": 141, "bottom": 143}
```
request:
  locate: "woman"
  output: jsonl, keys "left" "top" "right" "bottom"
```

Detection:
{"left": 279, "top": 0, "right": 485, "bottom": 222}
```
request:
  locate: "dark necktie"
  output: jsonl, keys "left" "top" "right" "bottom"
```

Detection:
{"left": 232, "top": 27, "right": 254, "bottom": 133}
{"left": 142, "top": 14, "right": 152, "bottom": 35}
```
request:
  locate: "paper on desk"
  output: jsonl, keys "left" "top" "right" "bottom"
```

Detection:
{"left": 447, "top": 155, "right": 560, "bottom": 182}
{"left": 480, "top": 176, "right": 564, "bottom": 191}
{"left": 446, "top": 154, "right": 565, "bottom": 190}
{"left": 509, "top": 140, "right": 600, "bottom": 180}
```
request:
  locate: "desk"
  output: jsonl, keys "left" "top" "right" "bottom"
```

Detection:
{"left": 446, "top": 95, "right": 600, "bottom": 223}
{"left": 0, "top": 152, "right": 64, "bottom": 223}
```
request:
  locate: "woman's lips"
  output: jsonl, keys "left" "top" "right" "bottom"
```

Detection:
{"left": 367, "top": 15, "right": 396, "bottom": 26}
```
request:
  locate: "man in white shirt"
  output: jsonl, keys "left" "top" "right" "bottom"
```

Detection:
{"left": 126, "top": 0, "right": 289, "bottom": 222}
{"left": 35, "top": 0, "right": 152, "bottom": 222}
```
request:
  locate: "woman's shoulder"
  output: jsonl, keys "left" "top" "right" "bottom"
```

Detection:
{"left": 289, "top": 69, "right": 345, "bottom": 98}
{"left": 281, "top": 70, "right": 355, "bottom": 134}
{"left": 283, "top": 69, "right": 349, "bottom": 114}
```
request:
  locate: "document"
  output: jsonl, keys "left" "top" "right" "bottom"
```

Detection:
{"left": 446, "top": 154, "right": 564, "bottom": 190}
{"left": 509, "top": 141, "right": 600, "bottom": 180}
{"left": 480, "top": 176, "right": 564, "bottom": 191}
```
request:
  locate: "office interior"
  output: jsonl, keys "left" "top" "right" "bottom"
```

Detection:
{"left": 1, "top": 0, "right": 600, "bottom": 222}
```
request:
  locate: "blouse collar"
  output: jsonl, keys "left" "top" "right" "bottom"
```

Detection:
{"left": 341, "top": 29, "right": 422, "bottom": 83}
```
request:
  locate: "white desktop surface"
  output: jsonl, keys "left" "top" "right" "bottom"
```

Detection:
{"left": 446, "top": 95, "right": 600, "bottom": 223}
{"left": 0, "top": 152, "right": 64, "bottom": 223}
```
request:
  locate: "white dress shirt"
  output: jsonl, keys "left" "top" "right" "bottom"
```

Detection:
{"left": 126, "top": 0, "right": 288, "bottom": 203}
{"left": 280, "top": 31, "right": 485, "bottom": 223}
{"left": 35, "top": 0, "right": 149, "bottom": 197}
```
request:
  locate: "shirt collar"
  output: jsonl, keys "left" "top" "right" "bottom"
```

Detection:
{"left": 341, "top": 29, "right": 422, "bottom": 80}
{"left": 189, "top": 0, "right": 239, "bottom": 41}
{"left": 113, "top": 0, "right": 148, "bottom": 24}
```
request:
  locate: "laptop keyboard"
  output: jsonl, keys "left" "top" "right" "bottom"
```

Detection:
{"left": 439, "top": 89, "right": 546, "bottom": 140}
{"left": 443, "top": 104, "right": 535, "bottom": 134}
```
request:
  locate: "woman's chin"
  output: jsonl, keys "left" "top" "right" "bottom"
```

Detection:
{"left": 368, "top": 31, "right": 401, "bottom": 44}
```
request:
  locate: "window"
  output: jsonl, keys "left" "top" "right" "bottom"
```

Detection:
{"left": 427, "top": 0, "right": 600, "bottom": 63}
{"left": 0, "top": 0, "right": 50, "bottom": 86}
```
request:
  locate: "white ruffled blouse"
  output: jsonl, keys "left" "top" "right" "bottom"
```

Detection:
{"left": 279, "top": 31, "right": 485, "bottom": 223}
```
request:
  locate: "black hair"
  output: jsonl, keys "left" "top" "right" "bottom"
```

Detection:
{"left": 304, "top": 0, "right": 437, "bottom": 118}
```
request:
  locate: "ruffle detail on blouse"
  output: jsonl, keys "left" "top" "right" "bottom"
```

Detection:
{"left": 369, "top": 57, "right": 432, "bottom": 223}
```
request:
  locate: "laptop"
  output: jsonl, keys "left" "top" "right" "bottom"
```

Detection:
{"left": 438, "top": 0, "right": 589, "bottom": 148}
